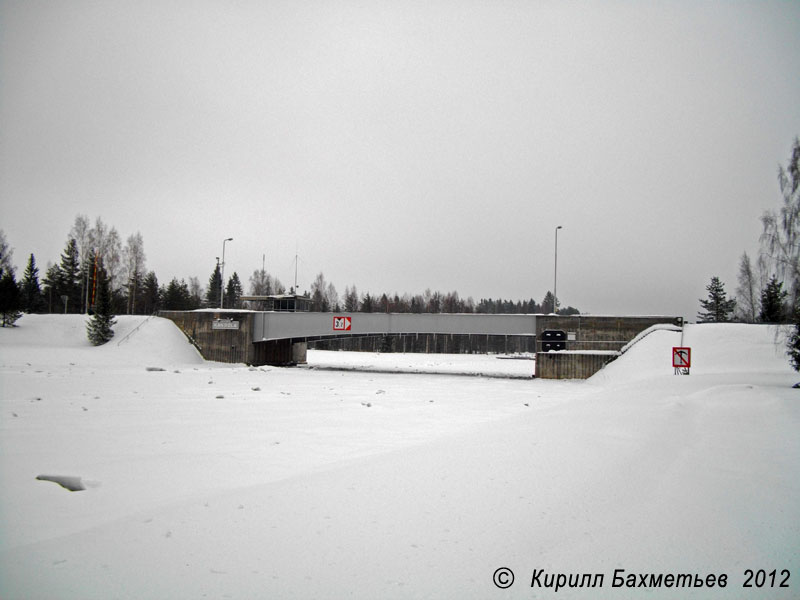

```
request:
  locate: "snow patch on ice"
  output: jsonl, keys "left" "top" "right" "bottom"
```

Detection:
{"left": 35, "top": 475, "right": 85, "bottom": 492}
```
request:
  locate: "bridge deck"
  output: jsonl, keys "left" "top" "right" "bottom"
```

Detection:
{"left": 252, "top": 312, "right": 537, "bottom": 342}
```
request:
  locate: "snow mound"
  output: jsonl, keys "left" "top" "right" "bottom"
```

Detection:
{"left": 591, "top": 323, "right": 795, "bottom": 384}
{"left": 112, "top": 315, "right": 204, "bottom": 366}
{"left": 0, "top": 314, "right": 203, "bottom": 367}
{"left": 683, "top": 323, "right": 793, "bottom": 375}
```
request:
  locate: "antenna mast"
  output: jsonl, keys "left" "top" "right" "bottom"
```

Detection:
{"left": 294, "top": 244, "right": 298, "bottom": 293}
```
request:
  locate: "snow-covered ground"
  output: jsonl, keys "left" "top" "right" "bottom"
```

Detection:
{"left": 1, "top": 315, "right": 798, "bottom": 599}
{"left": 308, "top": 347, "right": 536, "bottom": 378}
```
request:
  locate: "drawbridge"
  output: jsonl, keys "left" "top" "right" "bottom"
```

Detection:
{"left": 159, "top": 310, "right": 681, "bottom": 379}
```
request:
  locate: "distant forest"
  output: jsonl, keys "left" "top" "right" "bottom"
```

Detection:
{"left": 0, "top": 215, "right": 580, "bottom": 318}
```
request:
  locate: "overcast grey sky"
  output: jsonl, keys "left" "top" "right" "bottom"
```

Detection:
{"left": 1, "top": 0, "right": 799, "bottom": 319}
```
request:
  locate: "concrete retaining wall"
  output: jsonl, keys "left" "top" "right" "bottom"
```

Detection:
{"left": 535, "top": 351, "right": 620, "bottom": 379}
{"left": 160, "top": 310, "right": 256, "bottom": 364}
{"left": 536, "top": 315, "right": 683, "bottom": 352}
{"left": 533, "top": 316, "right": 681, "bottom": 378}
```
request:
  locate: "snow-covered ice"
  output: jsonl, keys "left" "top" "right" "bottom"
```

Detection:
{"left": 1, "top": 315, "right": 798, "bottom": 599}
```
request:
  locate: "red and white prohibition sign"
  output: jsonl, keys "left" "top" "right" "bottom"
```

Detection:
{"left": 672, "top": 347, "right": 691, "bottom": 369}
{"left": 333, "top": 316, "right": 352, "bottom": 331}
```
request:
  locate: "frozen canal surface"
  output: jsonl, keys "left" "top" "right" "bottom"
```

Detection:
{"left": 1, "top": 315, "right": 799, "bottom": 599}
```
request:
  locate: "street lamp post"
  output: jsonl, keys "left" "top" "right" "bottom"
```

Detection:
{"left": 221, "top": 237, "right": 233, "bottom": 308}
{"left": 554, "top": 225, "right": 563, "bottom": 314}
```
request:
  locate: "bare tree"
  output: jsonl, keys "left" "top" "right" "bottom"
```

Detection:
{"left": 123, "top": 233, "right": 146, "bottom": 313}
{"left": 69, "top": 215, "right": 91, "bottom": 258}
{"left": 188, "top": 276, "right": 203, "bottom": 308}
{"left": 735, "top": 252, "right": 759, "bottom": 322}
{"left": 87, "top": 218, "right": 123, "bottom": 293}
{"left": 760, "top": 137, "right": 800, "bottom": 305}
{"left": 250, "top": 268, "right": 270, "bottom": 296}
{"left": 325, "top": 282, "right": 339, "bottom": 312}
{"left": 249, "top": 268, "right": 285, "bottom": 296}
{"left": 104, "top": 227, "right": 123, "bottom": 291}
{"left": 69, "top": 215, "right": 92, "bottom": 312}
{"left": 0, "top": 230, "right": 13, "bottom": 275}
{"left": 310, "top": 272, "right": 329, "bottom": 311}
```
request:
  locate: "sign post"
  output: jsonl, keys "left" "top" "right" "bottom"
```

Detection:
{"left": 673, "top": 346, "right": 691, "bottom": 374}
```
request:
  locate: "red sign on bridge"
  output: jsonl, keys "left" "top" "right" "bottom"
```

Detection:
{"left": 333, "top": 316, "right": 352, "bottom": 331}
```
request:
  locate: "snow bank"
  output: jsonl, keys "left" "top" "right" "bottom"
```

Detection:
{"left": 683, "top": 323, "right": 793, "bottom": 375}
{"left": 591, "top": 323, "right": 795, "bottom": 385}
{"left": 0, "top": 314, "right": 203, "bottom": 368}
{"left": 112, "top": 315, "right": 204, "bottom": 366}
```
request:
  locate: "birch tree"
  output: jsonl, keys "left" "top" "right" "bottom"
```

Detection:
{"left": 760, "top": 137, "right": 800, "bottom": 305}
{"left": 123, "top": 232, "right": 146, "bottom": 314}
{"left": 735, "top": 252, "right": 759, "bottom": 322}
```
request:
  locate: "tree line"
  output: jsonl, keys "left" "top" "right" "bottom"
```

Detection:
{"left": 696, "top": 137, "right": 800, "bottom": 371}
{"left": 305, "top": 273, "right": 579, "bottom": 315}
{"left": 697, "top": 137, "right": 800, "bottom": 326}
{"left": 0, "top": 215, "right": 580, "bottom": 331}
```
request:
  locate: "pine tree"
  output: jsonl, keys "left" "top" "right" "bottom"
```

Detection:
{"left": 126, "top": 270, "right": 145, "bottom": 314}
{"left": 162, "top": 280, "right": 177, "bottom": 310}
{"left": 698, "top": 276, "right": 736, "bottom": 323}
{"left": 86, "top": 260, "right": 116, "bottom": 345}
{"left": 541, "top": 291, "right": 558, "bottom": 314}
{"left": 379, "top": 293, "right": 390, "bottom": 313}
{"left": 42, "top": 263, "right": 61, "bottom": 313}
{"left": 163, "top": 278, "right": 192, "bottom": 310}
{"left": 344, "top": 285, "right": 359, "bottom": 312}
{"left": 426, "top": 291, "right": 441, "bottom": 313}
{"left": 58, "top": 239, "right": 82, "bottom": 313}
{"left": 225, "top": 272, "right": 243, "bottom": 309}
{"left": 141, "top": 271, "right": 160, "bottom": 314}
{"left": 20, "top": 254, "right": 46, "bottom": 313}
{"left": 205, "top": 264, "right": 222, "bottom": 308}
{"left": 310, "top": 272, "right": 327, "bottom": 311}
{"left": 360, "top": 292, "right": 374, "bottom": 313}
{"left": 759, "top": 276, "right": 788, "bottom": 323}
{"left": 787, "top": 297, "right": 800, "bottom": 373}
{"left": 0, "top": 270, "right": 22, "bottom": 326}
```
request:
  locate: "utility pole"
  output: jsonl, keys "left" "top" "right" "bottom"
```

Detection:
{"left": 221, "top": 237, "right": 233, "bottom": 308}
{"left": 554, "top": 225, "right": 563, "bottom": 314}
